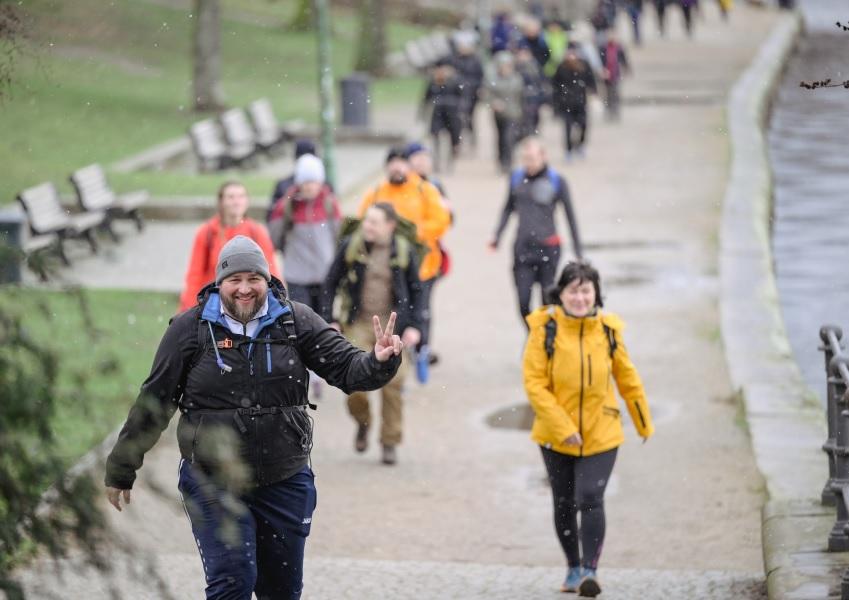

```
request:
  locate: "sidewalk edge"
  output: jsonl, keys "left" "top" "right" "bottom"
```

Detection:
{"left": 717, "top": 10, "right": 845, "bottom": 600}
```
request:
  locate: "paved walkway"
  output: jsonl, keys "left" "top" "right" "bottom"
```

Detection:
{"left": 15, "top": 3, "right": 781, "bottom": 598}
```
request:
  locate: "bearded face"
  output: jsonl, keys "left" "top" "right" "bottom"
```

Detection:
{"left": 219, "top": 273, "right": 269, "bottom": 323}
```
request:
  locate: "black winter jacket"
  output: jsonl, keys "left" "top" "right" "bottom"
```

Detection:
{"left": 320, "top": 234, "right": 424, "bottom": 334}
{"left": 551, "top": 61, "right": 597, "bottom": 113}
{"left": 105, "top": 279, "right": 400, "bottom": 489}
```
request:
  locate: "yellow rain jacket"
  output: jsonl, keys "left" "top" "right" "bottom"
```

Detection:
{"left": 358, "top": 173, "right": 451, "bottom": 282}
{"left": 523, "top": 306, "right": 654, "bottom": 457}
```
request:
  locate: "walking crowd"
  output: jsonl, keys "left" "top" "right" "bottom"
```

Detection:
{"left": 99, "top": 1, "right": 757, "bottom": 598}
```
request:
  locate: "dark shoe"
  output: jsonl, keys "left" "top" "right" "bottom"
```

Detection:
{"left": 577, "top": 570, "right": 601, "bottom": 598}
{"left": 427, "top": 351, "right": 440, "bottom": 366}
{"left": 382, "top": 445, "right": 397, "bottom": 465}
{"left": 355, "top": 424, "right": 368, "bottom": 453}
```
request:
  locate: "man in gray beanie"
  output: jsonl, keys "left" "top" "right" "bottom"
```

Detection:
{"left": 105, "top": 234, "right": 402, "bottom": 600}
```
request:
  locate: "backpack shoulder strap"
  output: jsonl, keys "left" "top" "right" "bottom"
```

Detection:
{"left": 546, "top": 167, "right": 563, "bottom": 195}
{"left": 278, "top": 297, "right": 298, "bottom": 345}
{"left": 509, "top": 168, "right": 525, "bottom": 190}
{"left": 543, "top": 306, "right": 558, "bottom": 359}
{"left": 603, "top": 323, "right": 617, "bottom": 359}
{"left": 393, "top": 234, "right": 411, "bottom": 271}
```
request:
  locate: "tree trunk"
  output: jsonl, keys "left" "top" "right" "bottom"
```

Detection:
{"left": 192, "top": 0, "right": 224, "bottom": 111}
{"left": 354, "top": 0, "right": 387, "bottom": 76}
{"left": 288, "top": 0, "right": 313, "bottom": 31}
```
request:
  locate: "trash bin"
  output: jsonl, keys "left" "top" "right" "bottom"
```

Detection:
{"left": 340, "top": 73, "right": 371, "bottom": 127}
{"left": 0, "top": 209, "right": 24, "bottom": 284}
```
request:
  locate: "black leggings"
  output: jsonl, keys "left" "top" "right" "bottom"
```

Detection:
{"left": 540, "top": 446, "right": 618, "bottom": 570}
{"left": 513, "top": 244, "right": 560, "bottom": 325}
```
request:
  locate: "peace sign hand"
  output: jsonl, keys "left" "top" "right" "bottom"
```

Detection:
{"left": 373, "top": 312, "right": 404, "bottom": 362}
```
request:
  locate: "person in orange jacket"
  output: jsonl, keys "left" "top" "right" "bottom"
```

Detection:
{"left": 179, "top": 181, "right": 280, "bottom": 311}
{"left": 358, "top": 147, "right": 451, "bottom": 373}
{"left": 523, "top": 260, "right": 654, "bottom": 598}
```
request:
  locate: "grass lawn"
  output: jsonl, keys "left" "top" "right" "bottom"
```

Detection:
{"left": 1, "top": 0, "right": 429, "bottom": 203}
{"left": 0, "top": 287, "right": 179, "bottom": 466}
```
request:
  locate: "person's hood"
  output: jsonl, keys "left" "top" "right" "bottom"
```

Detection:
{"left": 525, "top": 305, "right": 624, "bottom": 331}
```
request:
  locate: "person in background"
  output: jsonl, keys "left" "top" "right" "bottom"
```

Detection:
{"left": 516, "top": 44, "right": 547, "bottom": 140}
{"left": 322, "top": 203, "right": 423, "bottom": 465}
{"left": 551, "top": 46, "right": 597, "bottom": 160}
{"left": 485, "top": 51, "right": 525, "bottom": 173}
{"left": 717, "top": 0, "right": 732, "bottom": 21}
{"left": 518, "top": 16, "right": 551, "bottom": 71}
{"left": 523, "top": 261, "right": 654, "bottom": 597}
{"left": 179, "top": 181, "right": 279, "bottom": 312}
{"left": 598, "top": 30, "right": 631, "bottom": 120}
{"left": 359, "top": 148, "right": 451, "bottom": 379}
{"left": 654, "top": 0, "right": 669, "bottom": 37}
{"left": 679, "top": 0, "right": 697, "bottom": 37}
{"left": 405, "top": 141, "right": 454, "bottom": 368}
{"left": 490, "top": 12, "right": 516, "bottom": 55}
{"left": 268, "top": 139, "right": 318, "bottom": 222}
{"left": 420, "top": 59, "right": 464, "bottom": 171}
{"left": 451, "top": 32, "right": 484, "bottom": 148}
{"left": 268, "top": 154, "right": 340, "bottom": 312}
{"left": 489, "top": 137, "right": 583, "bottom": 326}
{"left": 624, "top": 0, "right": 644, "bottom": 45}
{"left": 543, "top": 20, "right": 570, "bottom": 79}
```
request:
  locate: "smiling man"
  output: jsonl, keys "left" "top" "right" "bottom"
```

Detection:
{"left": 104, "top": 235, "right": 403, "bottom": 600}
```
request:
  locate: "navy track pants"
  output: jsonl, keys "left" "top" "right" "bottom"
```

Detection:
{"left": 178, "top": 460, "right": 317, "bottom": 600}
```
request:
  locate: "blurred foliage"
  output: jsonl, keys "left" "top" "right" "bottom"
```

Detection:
{"left": 0, "top": 257, "right": 178, "bottom": 597}
{"left": 0, "top": 279, "right": 106, "bottom": 598}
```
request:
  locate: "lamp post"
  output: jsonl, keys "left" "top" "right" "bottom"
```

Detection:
{"left": 314, "top": 0, "right": 336, "bottom": 189}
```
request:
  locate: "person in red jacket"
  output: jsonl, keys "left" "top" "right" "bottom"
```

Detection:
{"left": 179, "top": 181, "right": 280, "bottom": 311}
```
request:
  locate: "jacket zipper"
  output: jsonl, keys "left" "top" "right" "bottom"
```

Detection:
{"left": 635, "top": 402, "right": 647, "bottom": 429}
{"left": 578, "top": 320, "right": 585, "bottom": 457}
{"left": 588, "top": 354, "right": 592, "bottom": 387}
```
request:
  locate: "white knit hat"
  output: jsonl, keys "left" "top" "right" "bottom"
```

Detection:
{"left": 294, "top": 154, "right": 326, "bottom": 185}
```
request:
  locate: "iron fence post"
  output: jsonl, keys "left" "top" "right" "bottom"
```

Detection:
{"left": 822, "top": 325, "right": 844, "bottom": 505}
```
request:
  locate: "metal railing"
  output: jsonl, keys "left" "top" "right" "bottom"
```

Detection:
{"left": 819, "top": 325, "right": 849, "bottom": 598}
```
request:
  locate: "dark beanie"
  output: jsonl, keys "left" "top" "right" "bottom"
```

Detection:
{"left": 294, "top": 139, "right": 317, "bottom": 159}
{"left": 386, "top": 146, "right": 407, "bottom": 164}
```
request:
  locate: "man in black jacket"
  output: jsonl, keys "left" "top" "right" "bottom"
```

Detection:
{"left": 104, "top": 235, "right": 402, "bottom": 600}
{"left": 322, "top": 203, "right": 423, "bottom": 465}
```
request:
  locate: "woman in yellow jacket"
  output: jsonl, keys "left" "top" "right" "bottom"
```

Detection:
{"left": 523, "top": 261, "right": 654, "bottom": 598}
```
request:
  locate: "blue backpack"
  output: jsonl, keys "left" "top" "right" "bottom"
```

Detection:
{"left": 509, "top": 167, "right": 563, "bottom": 195}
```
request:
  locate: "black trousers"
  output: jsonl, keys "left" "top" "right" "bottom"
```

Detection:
{"left": 540, "top": 447, "right": 618, "bottom": 570}
{"left": 513, "top": 244, "right": 560, "bottom": 325}
{"left": 494, "top": 112, "right": 516, "bottom": 170}
{"left": 430, "top": 105, "right": 462, "bottom": 147}
{"left": 561, "top": 108, "right": 588, "bottom": 153}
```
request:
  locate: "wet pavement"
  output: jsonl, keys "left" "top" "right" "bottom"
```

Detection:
{"left": 769, "top": 0, "right": 849, "bottom": 402}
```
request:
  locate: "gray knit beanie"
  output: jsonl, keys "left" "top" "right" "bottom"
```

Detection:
{"left": 215, "top": 235, "right": 271, "bottom": 285}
